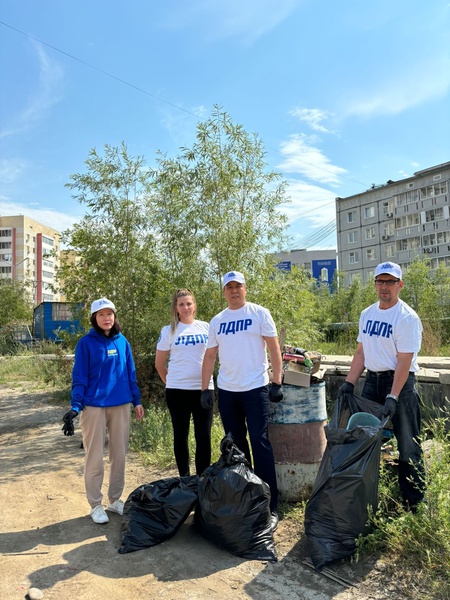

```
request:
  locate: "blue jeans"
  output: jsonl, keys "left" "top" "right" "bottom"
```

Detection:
{"left": 362, "top": 371, "right": 425, "bottom": 507}
{"left": 218, "top": 385, "right": 278, "bottom": 512}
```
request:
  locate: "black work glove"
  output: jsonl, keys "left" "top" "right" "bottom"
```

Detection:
{"left": 337, "top": 381, "right": 354, "bottom": 400}
{"left": 200, "top": 390, "right": 214, "bottom": 410}
{"left": 382, "top": 396, "right": 397, "bottom": 421}
{"left": 62, "top": 409, "right": 78, "bottom": 436}
{"left": 269, "top": 383, "right": 283, "bottom": 402}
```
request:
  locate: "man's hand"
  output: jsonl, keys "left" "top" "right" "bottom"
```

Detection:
{"left": 269, "top": 383, "right": 283, "bottom": 403}
{"left": 382, "top": 395, "right": 397, "bottom": 421}
{"left": 337, "top": 381, "right": 354, "bottom": 400}
{"left": 62, "top": 409, "right": 78, "bottom": 436}
{"left": 201, "top": 390, "right": 214, "bottom": 410}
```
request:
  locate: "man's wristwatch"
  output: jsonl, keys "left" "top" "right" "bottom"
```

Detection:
{"left": 386, "top": 394, "right": 398, "bottom": 401}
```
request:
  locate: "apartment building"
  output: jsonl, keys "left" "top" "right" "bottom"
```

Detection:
{"left": 336, "top": 161, "right": 450, "bottom": 284}
{"left": 0, "top": 215, "right": 61, "bottom": 304}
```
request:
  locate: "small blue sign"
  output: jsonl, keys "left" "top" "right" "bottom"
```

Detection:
{"left": 312, "top": 259, "right": 337, "bottom": 290}
{"left": 276, "top": 261, "right": 292, "bottom": 272}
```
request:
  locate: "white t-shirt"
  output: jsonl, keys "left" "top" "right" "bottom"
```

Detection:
{"left": 207, "top": 301, "right": 278, "bottom": 392}
{"left": 357, "top": 299, "right": 422, "bottom": 373}
{"left": 157, "top": 320, "right": 214, "bottom": 390}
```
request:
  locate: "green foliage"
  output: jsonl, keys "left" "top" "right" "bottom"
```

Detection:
{"left": 129, "top": 409, "right": 224, "bottom": 469}
{"left": 357, "top": 417, "right": 450, "bottom": 599}
{"left": 148, "top": 105, "right": 290, "bottom": 320}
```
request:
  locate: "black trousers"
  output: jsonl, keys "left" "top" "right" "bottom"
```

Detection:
{"left": 165, "top": 388, "right": 213, "bottom": 477}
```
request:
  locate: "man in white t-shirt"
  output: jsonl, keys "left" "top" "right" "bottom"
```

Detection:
{"left": 338, "top": 261, "right": 425, "bottom": 510}
{"left": 201, "top": 271, "right": 283, "bottom": 529}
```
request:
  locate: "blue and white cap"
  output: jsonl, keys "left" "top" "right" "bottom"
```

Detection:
{"left": 222, "top": 271, "right": 246, "bottom": 287}
{"left": 374, "top": 262, "right": 402, "bottom": 280}
{"left": 91, "top": 297, "right": 116, "bottom": 314}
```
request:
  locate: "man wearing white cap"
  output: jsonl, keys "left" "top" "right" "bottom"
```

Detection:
{"left": 201, "top": 271, "right": 283, "bottom": 529}
{"left": 339, "top": 262, "right": 425, "bottom": 510}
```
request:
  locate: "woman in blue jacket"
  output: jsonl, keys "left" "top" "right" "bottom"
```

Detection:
{"left": 62, "top": 298, "right": 144, "bottom": 524}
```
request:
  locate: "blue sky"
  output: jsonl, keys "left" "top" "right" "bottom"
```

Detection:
{"left": 1, "top": 0, "right": 449, "bottom": 250}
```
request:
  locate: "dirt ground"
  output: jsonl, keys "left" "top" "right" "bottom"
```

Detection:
{"left": 0, "top": 384, "right": 400, "bottom": 600}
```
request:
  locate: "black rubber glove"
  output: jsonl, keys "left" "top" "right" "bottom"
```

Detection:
{"left": 382, "top": 396, "right": 397, "bottom": 421}
{"left": 62, "top": 409, "right": 78, "bottom": 436}
{"left": 337, "top": 381, "right": 354, "bottom": 400}
{"left": 200, "top": 390, "right": 214, "bottom": 410}
{"left": 269, "top": 383, "right": 283, "bottom": 402}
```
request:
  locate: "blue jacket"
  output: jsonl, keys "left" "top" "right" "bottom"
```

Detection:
{"left": 71, "top": 329, "right": 141, "bottom": 413}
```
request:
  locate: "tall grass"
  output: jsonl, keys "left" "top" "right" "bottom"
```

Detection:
{"left": 357, "top": 417, "right": 450, "bottom": 599}
{"left": 129, "top": 408, "right": 225, "bottom": 470}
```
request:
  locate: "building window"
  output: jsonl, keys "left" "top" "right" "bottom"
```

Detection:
{"left": 395, "top": 213, "right": 420, "bottom": 228}
{"left": 364, "top": 206, "right": 375, "bottom": 219}
{"left": 365, "top": 226, "right": 376, "bottom": 240}
{"left": 1, "top": 266, "right": 12, "bottom": 274}
{"left": 366, "top": 248, "right": 377, "bottom": 261}
{"left": 347, "top": 212, "right": 355, "bottom": 223}
{"left": 52, "top": 304, "right": 74, "bottom": 321}
{"left": 0, "top": 241, "right": 12, "bottom": 249}
{"left": 425, "top": 207, "right": 444, "bottom": 222}
{"left": 42, "top": 236, "right": 54, "bottom": 246}
{"left": 349, "top": 252, "right": 359, "bottom": 264}
{"left": 386, "top": 245, "right": 395, "bottom": 258}
{"left": 348, "top": 231, "right": 357, "bottom": 243}
{"left": 0, "top": 229, "right": 12, "bottom": 237}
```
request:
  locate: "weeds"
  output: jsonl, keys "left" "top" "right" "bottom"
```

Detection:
{"left": 357, "top": 416, "right": 450, "bottom": 599}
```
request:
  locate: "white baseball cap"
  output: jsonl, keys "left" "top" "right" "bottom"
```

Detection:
{"left": 222, "top": 271, "right": 246, "bottom": 287}
{"left": 91, "top": 297, "right": 116, "bottom": 314}
{"left": 374, "top": 261, "right": 402, "bottom": 280}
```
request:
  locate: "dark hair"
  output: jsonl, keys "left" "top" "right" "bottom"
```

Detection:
{"left": 90, "top": 312, "right": 122, "bottom": 336}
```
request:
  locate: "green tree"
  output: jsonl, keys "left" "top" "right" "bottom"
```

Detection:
{"left": 0, "top": 279, "right": 34, "bottom": 354}
{"left": 401, "top": 257, "right": 450, "bottom": 353}
{"left": 148, "top": 106, "right": 290, "bottom": 318}
{"left": 0, "top": 279, "right": 33, "bottom": 328}
{"left": 58, "top": 143, "right": 163, "bottom": 353}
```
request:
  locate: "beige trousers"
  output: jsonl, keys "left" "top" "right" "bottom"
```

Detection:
{"left": 80, "top": 404, "right": 131, "bottom": 508}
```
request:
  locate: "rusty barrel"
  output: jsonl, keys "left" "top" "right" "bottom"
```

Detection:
{"left": 268, "top": 382, "right": 327, "bottom": 501}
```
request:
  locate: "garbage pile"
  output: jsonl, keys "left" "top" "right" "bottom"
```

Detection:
{"left": 281, "top": 345, "right": 323, "bottom": 388}
{"left": 119, "top": 434, "right": 277, "bottom": 562}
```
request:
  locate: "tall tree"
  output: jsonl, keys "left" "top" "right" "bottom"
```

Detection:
{"left": 149, "top": 106, "right": 290, "bottom": 316}
{"left": 58, "top": 143, "right": 161, "bottom": 351}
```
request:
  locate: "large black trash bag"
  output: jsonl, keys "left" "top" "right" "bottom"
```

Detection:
{"left": 304, "top": 393, "right": 386, "bottom": 571}
{"left": 194, "top": 433, "right": 277, "bottom": 562}
{"left": 119, "top": 475, "right": 199, "bottom": 554}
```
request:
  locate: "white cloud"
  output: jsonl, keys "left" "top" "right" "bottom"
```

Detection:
{"left": 290, "top": 108, "right": 335, "bottom": 133}
{"left": 0, "top": 42, "right": 64, "bottom": 139}
{"left": 344, "top": 55, "right": 450, "bottom": 118}
{"left": 0, "top": 158, "right": 27, "bottom": 183}
{"left": 0, "top": 199, "right": 81, "bottom": 233}
{"left": 279, "top": 179, "right": 337, "bottom": 227}
{"left": 169, "top": 0, "right": 302, "bottom": 44}
{"left": 277, "top": 134, "right": 347, "bottom": 185}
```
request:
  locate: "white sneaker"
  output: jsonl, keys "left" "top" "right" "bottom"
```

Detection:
{"left": 90, "top": 505, "right": 109, "bottom": 524}
{"left": 107, "top": 499, "right": 124, "bottom": 515}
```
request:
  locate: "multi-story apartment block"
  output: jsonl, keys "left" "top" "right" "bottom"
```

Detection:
{"left": 336, "top": 161, "right": 450, "bottom": 284}
{"left": 0, "top": 215, "right": 61, "bottom": 304}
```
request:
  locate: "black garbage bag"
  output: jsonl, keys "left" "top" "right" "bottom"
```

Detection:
{"left": 119, "top": 475, "right": 199, "bottom": 554}
{"left": 304, "top": 393, "right": 386, "bottom": 571}
{"left": 194, "top": 433, "right": 277, "bottom": 562}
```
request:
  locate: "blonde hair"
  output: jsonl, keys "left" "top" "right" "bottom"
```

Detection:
{"left": 170, "top": 288, "right": 196, "bottom": 335}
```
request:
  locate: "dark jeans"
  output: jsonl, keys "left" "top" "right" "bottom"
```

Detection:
{"left": 166, "top": 388, "right": 213, "bottom": 477}
{"left": 218, "top": 385, "right": 278, "bottom": 512}
{"left": 362, "top": 371, "right": 425, "bottom": 507}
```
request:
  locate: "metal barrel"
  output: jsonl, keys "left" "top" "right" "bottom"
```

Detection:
{"left": 268, "top": 382, "right": 327, "bottom": 501}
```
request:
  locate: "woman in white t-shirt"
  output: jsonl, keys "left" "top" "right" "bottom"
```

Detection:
{"left": 155, "top": 288, "right": 214, "bottom": 476}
